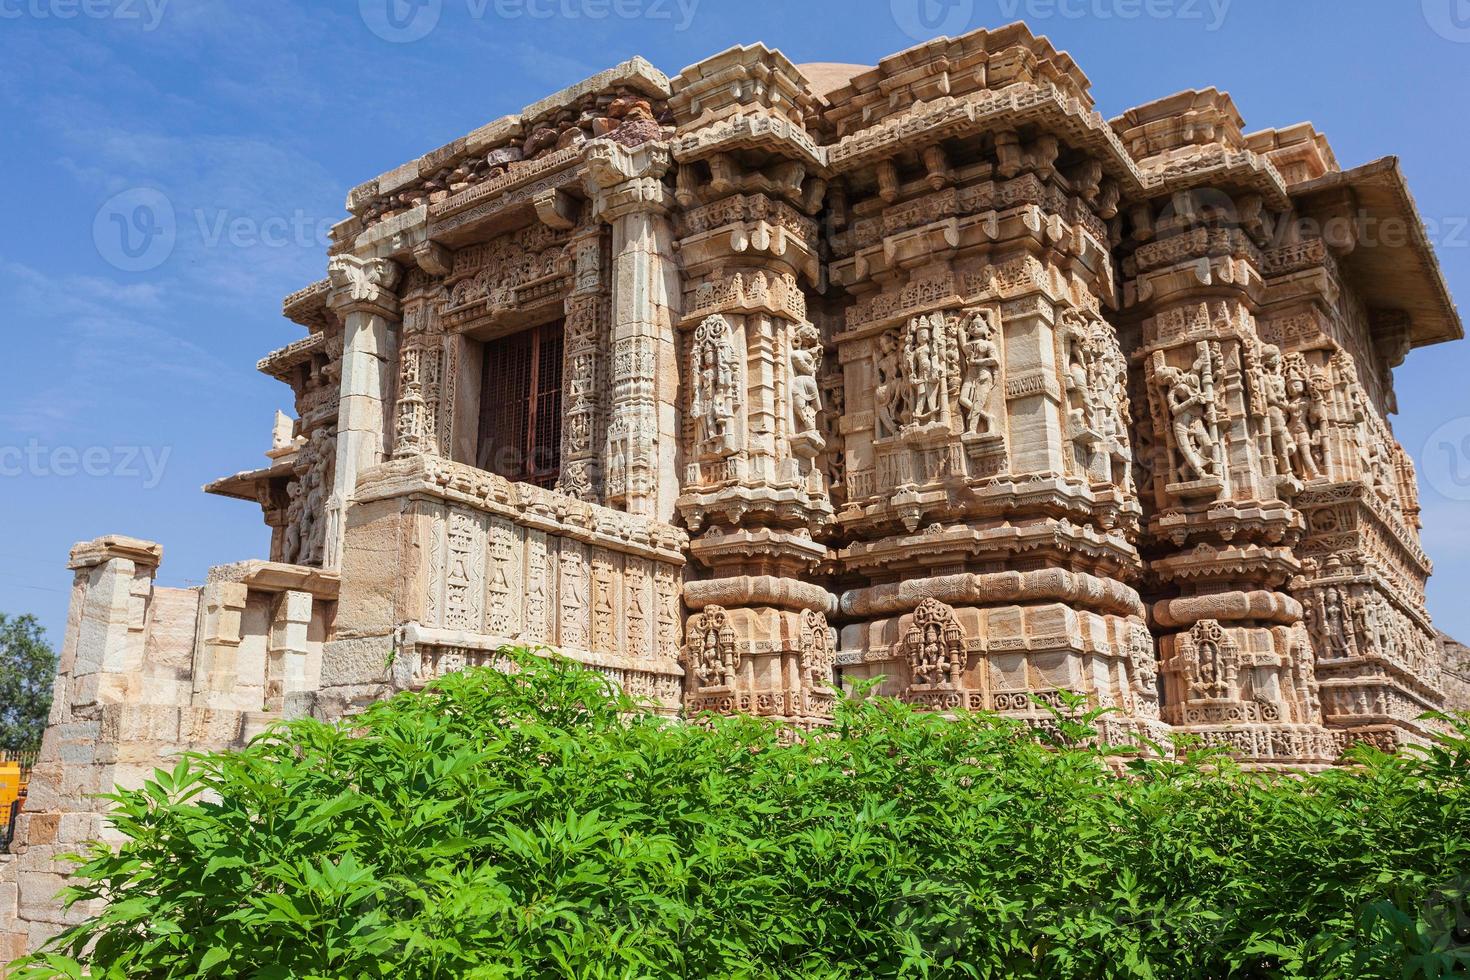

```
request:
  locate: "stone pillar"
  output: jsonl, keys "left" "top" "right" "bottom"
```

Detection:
{"left": 325, "top": 255, "right": 404, "bottom": 568}
{"left": 65, "top": 536, "right": 158, "bottom": 694}
{"left": 584, "top": 140, "right": 680, "bottom": 521}
{"left": 1124, "top": 188, "right": 1335, "bottom": 766}
{"left": 556, "top": 224, "right": 613, "bottom": 501}
{"left": 0, "top": 537, "right": 163, "bottom": 962}
{"left": 190, "top": 581, "right": 249, "bottom": 711}
{"left": 391, "top": 295, "right": 438, "bottom": 460}
{"left": 265, "top": 590, "right": 313, "bottom": 714}
{"left": 667, "top": 148, "right": 835, "bottom": 728}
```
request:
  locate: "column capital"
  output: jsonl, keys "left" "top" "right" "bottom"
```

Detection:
{"left": 327, "top": 255, "right": 404, "bottom": 318}
{"left": 67, "top": 535, "right": 163, "bottom": 572}
{"left": 584, "top": 139, "right": 673, "bottom": 222}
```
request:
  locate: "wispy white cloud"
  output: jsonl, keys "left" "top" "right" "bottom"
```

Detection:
{"left": 0, "top": 260, "right": 234, "bottom": 436}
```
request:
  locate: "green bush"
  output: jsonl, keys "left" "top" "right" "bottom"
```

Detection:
{"left": 11, "top": 649, "right": 1470, "bottom": 979}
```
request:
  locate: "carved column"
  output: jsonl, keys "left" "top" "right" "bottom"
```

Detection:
{"left": 822, "top": 128, "right": 1151, "bottom": 745}
{"left": 557, "top": 224, "right": 612, "bottom": 501}
{"left": 1124, "top": 188, "right": 1334, "bottom": 766}
{"left": 1257, "top": 258, "right": 1444, "bottom": 749}
{"left": 391, "top": 287, "right": 447, "bottom": 461}
{"left": 325, "top": 256, "right": 404, "bottom": 569}
{"left": 584, "top": 140, "right": 680, "bottom": 520}
{"left": 666, "top": 103, "right": 837, "bottom": 727}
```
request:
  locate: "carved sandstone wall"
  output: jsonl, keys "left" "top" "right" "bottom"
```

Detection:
{"left": 3, "top": 24, "right": 1463, "bottom": 963}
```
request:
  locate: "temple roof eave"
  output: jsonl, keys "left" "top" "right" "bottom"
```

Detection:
{"left": 257, "top": 331, "right": 326, "bottom": 381}
{"left": 203, "top": 461, "right": 294, "bottom": 503}
{"left": 1293, "top": 156, "right": 1463, "bottom": 349}
{"left": 344, "top": 56, "right": 671, "bottom": 219}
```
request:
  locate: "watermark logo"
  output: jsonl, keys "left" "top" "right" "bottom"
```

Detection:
{"left": 998, "top": 0, "right": 1230, "bottom": 30}
{"left": 1422, "top": 417, "right": 1470, "bottom": 502}
{"left": 93, "top": 188, "right": 176, "bottom": 273}
{"left": 360, "top": 0, "right": 442, "bottom": 43}
{"left": 891, "top": 0, "right": 974, "bottom": 40}
{"left": 93, "top": 189, "right": 337, "bottom": 272}
{"left": 1424, "top": 0, "right": 1470, "bottom": 43}
{"left": 0, "top": 0, "right": 169, "bottom": 30}
{"left": 194, "top": 209, "right": 336, "bottom": 251}
{"left": 892, "top": 0, "right": 1232, "bottom": 39}
{"left": 1423, "top": 875, "right": 1470, "bottom": 951}
{"left": 360, "top": 0, "right": 699, "bottom": 42}
{"left": 0, "top": 441, "right": 172, "bottom": 490}
{"left": 1152, "top": 187, "right": 1470, "bottom": 254}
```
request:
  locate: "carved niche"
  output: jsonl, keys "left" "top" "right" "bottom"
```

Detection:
{"left": 689, "top": 314, "right": 742, "bottom": 460}
{"left": 687, "top": 605, "right": 738, "bottom": 691}
{"left": 1162, "top": 618, "right": 1301, "bottom": 728}
{"left": 898, "top": 599, "right": 971, "bottom": 709}
{"left": 869, "top": 306, "right": 1007, "bottom": 492}
{"left": 1148, "top": 341, "right": 1226, "bottom": 497}
{"left": 1060, "top": 307, "right": 1132, "bottom": 489}
{"left": 283, "top": 427, "right": 333, "bottom": 567}
{"left": 1174, "top": 619, "right": 1238, "bottom": 702}
{"left": 799, "top": 609, "right": 837, "bottom": 717}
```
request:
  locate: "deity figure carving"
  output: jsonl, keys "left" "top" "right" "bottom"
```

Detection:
{"left": 688, "top": 605, "right": 738, "bottom": 690}
{"left": 285, "top": 428, "right": 333, "bottom": 568}
{"left": 902, "top": 598, "right": 968, "bottom": 691}
{"left": 1320, "top": 586, "right": 1353, "bottom": 658}
{"left": 873, "top": 329, "right": 909, "bottom": 440}
{"left": 690, "top": 315, "right": 741, "bottom": 457}
{"left": 1062, "top": 312, "right": 1098, "bottom": 438}
{"left": 958, "top": 308, "right": 1001, "bottom": 436}
{"left": 1259, "top": 345, "right": 1295, "bottom": 478}
{"left": 1062, "top": 308, "right": 1133, "bottom": 487}
{"left": 1128, "top": 623, "right": 1159, "bottom": 695}
{"left": 1352, "top": 592, "right": 1389, "bottom": 657}
{"left": 1289, "top": 631, "right": 1322, "bottom": 720}
{"left": 281, "top": 481, "right": 304, "bottom": 565}
{"left": 790, "top": 323, "right": 825, "bottom": 447}
{"left": 1155, "top": 344, "right": 1222, "bottom": 484}
{"left": 1177, "top": 619, "right": 1238, "bottom": 701}
{"left": 1363, "top": 440, "right": 1400, "bottom": 510}
{"left": 1281, "top": 353, "right": 1325, "bottom": 481}
{"left": 904, "top": 312, "right": 951, "bottom": 427}
{"left": 799, "top": 609, "right": 836, "bottom": 693}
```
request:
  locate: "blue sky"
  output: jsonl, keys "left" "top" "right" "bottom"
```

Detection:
{"left": 2, "top": 0, "right": 1469, "bottom": 647}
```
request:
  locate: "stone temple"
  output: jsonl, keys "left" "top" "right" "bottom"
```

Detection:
{"left": 3, "top": 24, "right": 1466, "bottom": 958}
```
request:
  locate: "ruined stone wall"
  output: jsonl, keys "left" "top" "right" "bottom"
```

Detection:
{"left": 0, "top": 538, "right": 335, "bottom": 963}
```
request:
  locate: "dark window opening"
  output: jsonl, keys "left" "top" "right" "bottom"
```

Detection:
{"left": 477, "top": 320, "right": 563, "bottom": 488}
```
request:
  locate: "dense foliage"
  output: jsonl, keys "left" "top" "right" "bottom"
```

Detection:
{"left": 12, "top": 649, "right": 1470, "bottom": 979}
{"left": 0, "top": 612, "right": 56, "bottom": 753}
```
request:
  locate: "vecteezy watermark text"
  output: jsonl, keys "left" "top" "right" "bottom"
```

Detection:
{"left": 359, "top": 0, "right": 699, "bottom": 43}
{"left": 0, "top": 441, "right": 172, "bottom": 490}
{"left": 93, "top": 188, "right": 336, "bottom": 273}
{"left": 0, "top": 0, "right": 168, "bottom": 29}
{"left": 891, "top": 0, "right": 1231, "bottom": 41}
